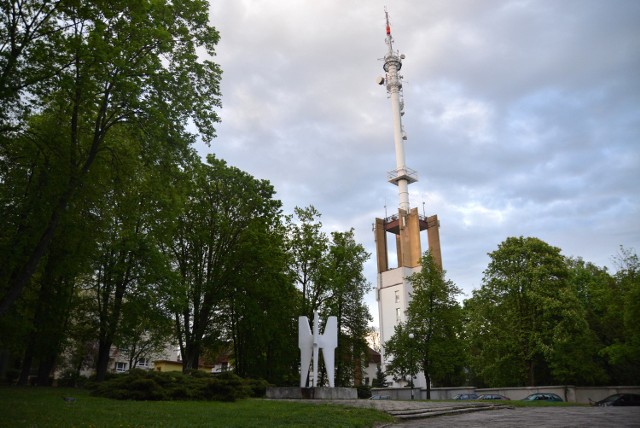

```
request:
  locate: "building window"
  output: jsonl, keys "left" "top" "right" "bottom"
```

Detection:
{"left": 395, "top": 290, "right": 400, "bottom": 303}
{"left": 115, "top": 362, "right": 127, "bottom": 373}
{"left": 396, "top": 308, "right": 401, "bottom": 322}
{"left": 137, "top": 358, "right": 150, "bottom": 368}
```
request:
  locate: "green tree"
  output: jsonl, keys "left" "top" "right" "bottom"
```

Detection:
{"left": 466, "top": 236, "right": 595, "bottom": 387}
{"left": 599, "top": 247, "right": 640, "bottom": 383}
{"left": 409, "top": 251, "right": 464, "bottom": 397}
{"left": 15, "top": 219, "right": 92, "bottom": 386}
{"left": 383, "top": 324, "right": 419, "bottom": 388}
{"left": 80, "top": 146, "right": 175, "bottom": 381}
{"left": 225, "top": 203, "right": 299, "bottom": 384}
{"left": 115, "top": 295, "right": 174, "bottom": 372}
{"left": 0, "top": 0, "right": 221, "bottom": 316}
{"left": 565, "top": 257, "right": 613, "bottom": 384}
{"left": 0, "top": 0, "right": 68, "bottom": 130}
{"left": 372, "top": 365, "right": 388, "bottom": 387}
{"left": 323, "top": 230, "right": 372, "bottom": 387}
{"left": 286, "top": 206, "right": 328, "bottom": 318}
{"left": 384, "top": 252, "right": 464, "bottom": 398}
{"left": 167, "top": 156, "right": 283, "bottom": 372}
{"left": 0, "top": 112, "right": 85, "bottom": 384}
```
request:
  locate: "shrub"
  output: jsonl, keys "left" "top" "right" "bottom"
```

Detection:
{"left": 92, "top": 369, "right": 168, "bottom": 401}
{"left": 244, "top": 378, "right": 271, "bottom": 398}
{"left": 56, "top": 371, "right": 89, "bottom": 388}
{"left": 357, "top": 385, "right": 372, "bottom": 399}
{"left": 202, "top": 372, "right": 251, "bottom": 401}
{"left": 4, "top": 368, "right": 19, "bottom": 384}
{"left": 91, "top": 370, "right": 253, "bottom": 402}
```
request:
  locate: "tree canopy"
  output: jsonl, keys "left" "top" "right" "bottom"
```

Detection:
{"left": 384, "top": 251, "right": 465, "bottom": 398}
{"left": 0, "top": 0, "right": 221, "bottom": 316}
{"left": 464, "top": 237, "right": 631, "bottom": 387}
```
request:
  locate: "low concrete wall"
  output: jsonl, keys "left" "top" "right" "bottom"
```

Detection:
{"left": 574, "top": 386, "right": 640, "bottom": 403}
{"left": 477, "top": 386, "right": 572, "bottom": 401}
{"left": 266, "top": 387, "right": 357, "bottom": 400}
{"left": 371, "top": 385, "right": 640, "bottom": 403}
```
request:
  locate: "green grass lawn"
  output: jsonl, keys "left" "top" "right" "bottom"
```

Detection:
{"left": 0, "top": 386, "right": 395, "bottom": 427}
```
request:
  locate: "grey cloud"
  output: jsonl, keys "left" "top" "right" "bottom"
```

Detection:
{"left": 202, "top": 1, "right": 640, "bottom": 323}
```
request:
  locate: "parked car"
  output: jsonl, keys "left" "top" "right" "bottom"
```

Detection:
{"left": 369, "top": 394, "right": 391, "bottom": 400}
{"left": 453, "top": 393, "right": 479, "bottom": 400}
{"left": 593, "top": 393, "right": 640, "bottom": 407}
{"left": 478, "top": 394, "right": 510, "bottom": 400}
{"left": 522, "top": 393, "right": 563, "bottom": 402}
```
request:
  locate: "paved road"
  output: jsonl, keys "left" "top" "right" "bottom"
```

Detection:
{"left": 280, "top": 398, "right": 640, "bottom": 427}
{"left": 301, "top": 399, "right": 640, "bottom": 427}
{"left": 383, "top": 405, "right": 640, "bottom": 428}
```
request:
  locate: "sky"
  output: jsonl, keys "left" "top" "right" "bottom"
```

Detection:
{"left": 199, "top": 0, "right": 640, "bottom": 326}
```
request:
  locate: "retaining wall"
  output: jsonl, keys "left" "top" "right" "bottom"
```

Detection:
{"left": 371, "top": 385, "right": 640, "bottom": 403}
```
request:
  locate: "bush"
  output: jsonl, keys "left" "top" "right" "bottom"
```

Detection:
{"left": 91, "top": 370, "right": 253, "bottom": 402}
{"left": 4, "top": 368, "right": 19, "bottom": 385}
{"left": 243, "top": 378, "right": 271, "bottom": 398}
{"left": 201, "top": 372, "right": 250, "bottom": 402}
{"left": 91, "top": 370, "right": 168, "bottom": 401}
{"left": 56, "top": 371, "right": 89, "bottom": 388}
{"left": 357, "top": 385, "right": 372, "bottom": 399}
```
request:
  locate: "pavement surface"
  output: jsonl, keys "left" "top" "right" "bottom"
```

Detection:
{"left": 381, "top": 405, "right": 640, "bottom": 427}
{"left": 290, "top": 399, "right": 640, "bottom": 427}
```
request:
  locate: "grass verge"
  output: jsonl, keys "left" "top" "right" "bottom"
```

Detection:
{"left": 0, "top": 386, "right": 395, "bottom": 427}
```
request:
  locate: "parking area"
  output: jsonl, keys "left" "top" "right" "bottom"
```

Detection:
{"left": 384, "top": 406, "right": 640, "bottom": 427}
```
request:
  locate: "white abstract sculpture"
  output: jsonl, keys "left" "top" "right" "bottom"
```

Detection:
{"left": 299, "top": 311, "right": 337, "bottom": 388}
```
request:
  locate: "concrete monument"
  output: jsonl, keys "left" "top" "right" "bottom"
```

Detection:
{"left": 265, "top": 311, "right": 356, "bottom": 399}
{"left": 299, "top": 311, "right": 337, "bottom": 387}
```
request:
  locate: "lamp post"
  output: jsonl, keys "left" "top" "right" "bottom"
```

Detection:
{"left": 408, "top": 333, "right": 414, "bottom": 400}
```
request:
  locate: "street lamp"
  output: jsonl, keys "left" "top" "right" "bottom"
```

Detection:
{"left": 408, "top": 333, "right": 414, "bottom": 400}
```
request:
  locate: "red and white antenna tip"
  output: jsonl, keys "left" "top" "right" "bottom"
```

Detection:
{"left": 385, "top": 10, "right": 391, "bottom": 35}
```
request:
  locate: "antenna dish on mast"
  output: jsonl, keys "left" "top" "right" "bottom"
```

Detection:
{"left": 376, "top": 76, "right": 385, "bottom": 85}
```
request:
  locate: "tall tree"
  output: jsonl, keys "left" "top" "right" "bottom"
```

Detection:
{"left": 382, "top": 324, "right": 419, "bottom": 388}
{"left": 466, "top": 236, "right": 594, "bottom": 387}
{"left": 565, "top": 257, "right": 614, "bottom": 385}
{"left": 115, "top": 296, "right": 174, "bottom": 372}
{"left": 385, "top": 251, "right": 464, "bottom": 398}
{"left": 0, "top": 0, "right": 221, "bottom": 316}
{"left": 599, "top": 247, "right": 640, "bottom": 383}
{"left": 286, "top": 206, "right": 328, "bottom": 318}
{"left": 0, "top": 0, "right": 68, "bottom": 130}
{"left": 323, "top": 230, "right": 372, "bottom": 387}
{"left": 80, "top": 137, "right": 177, "bottom": 381}
{"left": 226, "top": 218, "right": 299, "bottom": 384}
{"left": 286, "top": 216, "right": 373, "bottom": 386}
{"left": 167, "top": 156, "right": 283, "bottom": 372}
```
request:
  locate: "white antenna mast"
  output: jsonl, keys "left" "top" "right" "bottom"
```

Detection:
{"left": 379, "top": 9, "right": 417, "bottom": 212}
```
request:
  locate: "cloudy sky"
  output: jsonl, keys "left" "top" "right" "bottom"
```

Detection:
{"left": 198, "top": 0, "right": 640, "bottom": 325}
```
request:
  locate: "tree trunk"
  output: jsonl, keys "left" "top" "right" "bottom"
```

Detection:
{"left": 95, "top": 338, "right": 113, "bottom": 382}
{"left": 17, "top": 344, "right": 34, "bottom": 386}
{"left": 183, "top": 350, "right": 199, "bottom": 372}
{"left": 37, "top": 355, "right": 56, "bottom": 386}
{"left": 182, "top": 337, "right": 200, "bottom": 372}
{"left": 527, "top": 360, "right": 535, "bottom": 386}
{"left": 425, "top": 372, "right": 431, "bottom": 399}
{"left": 0, "top": 198, "right": 65, "bottom": 316}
